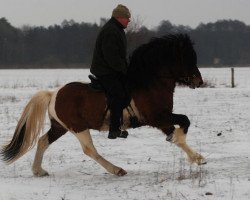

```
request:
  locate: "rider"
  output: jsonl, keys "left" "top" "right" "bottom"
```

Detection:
{"left": 90, "top": 4, "right": 131, "bottom": 139}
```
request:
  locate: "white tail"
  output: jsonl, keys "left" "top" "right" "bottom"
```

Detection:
{"left": 1, "top": 91, "right": 53, "bottom": 164}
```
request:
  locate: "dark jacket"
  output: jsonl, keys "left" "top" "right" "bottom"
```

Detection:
{"left": 90, "top": 17, "right": 128, "bottom": 76}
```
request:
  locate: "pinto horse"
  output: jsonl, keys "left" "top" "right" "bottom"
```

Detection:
{"left": 1, "top": 33, "right": 206, "bottom": 177}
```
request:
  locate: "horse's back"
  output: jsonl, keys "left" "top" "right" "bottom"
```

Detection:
{"left": 52, "top": 82, "right": 106, "bottom": 132}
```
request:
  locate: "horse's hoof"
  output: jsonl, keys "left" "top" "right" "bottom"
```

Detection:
{"left": 198, "top": 159, "right": 207, "bottom": 165}
{"left": 33, "top": 169, "right": 49, "bottom": 177}
{"left": 117, "top": 168, "right": 127, "bottom": 176}
{"left": 166, "top": 133, "right": 174, "bottom": 142}
{"left": 196, "top": 155, "right": 207, "bottom": 165}
{"left": 165, "top": 126, "right": 175, "bottom": 142}
{"left": 188, "top": 153, "right": 207, "bottom": 166}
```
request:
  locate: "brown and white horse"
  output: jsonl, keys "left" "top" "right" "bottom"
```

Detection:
{"left": 1, "top": 34, "right": 206, "bottom": 177}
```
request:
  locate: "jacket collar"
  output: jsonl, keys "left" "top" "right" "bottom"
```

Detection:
{"left": 109, "top": 17, "right": 125, "bottom": 30}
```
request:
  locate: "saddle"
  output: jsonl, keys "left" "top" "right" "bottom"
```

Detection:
{"left": 88, "top": 74, "right": 131, "bottom": 107}
{"left": 88, "top": 74, "right": 104, "bottom": 92}
{"left": 88, "top": 74, "right": 140, "bottom": 128}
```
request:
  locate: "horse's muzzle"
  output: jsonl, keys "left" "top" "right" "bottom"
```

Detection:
{"left": 178, "top": 75, "right": 203, "bottom": 89}
{"left": 190, "top": 77, "right": 203, "bottom": 89}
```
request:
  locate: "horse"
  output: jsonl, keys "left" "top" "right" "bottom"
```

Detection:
{"left": 1, "top": 33, "right": 206, "bottom": 177}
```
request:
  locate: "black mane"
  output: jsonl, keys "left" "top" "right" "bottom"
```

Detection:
{"left": 127, "top": 33, "right": 195, "bottom": 91}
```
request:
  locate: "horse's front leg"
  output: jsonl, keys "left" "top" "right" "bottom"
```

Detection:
{"left": 172, "top": 128, "right": 206, "bottom": 165}
{"left": 159, "top": 113, "right": 206, "bottom": 165}
{"left": 172, "top": 113, "right": 191, "bottom": 133}
{"left": 160, "top": 113, "right": 190, "bottom": 141}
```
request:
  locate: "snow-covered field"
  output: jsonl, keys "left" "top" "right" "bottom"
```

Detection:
{"left": 0, "top": 68, "right": 250, "bottom": 200}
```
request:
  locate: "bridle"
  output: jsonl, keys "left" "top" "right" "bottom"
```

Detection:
{"left": 177, "top": 73, "right": 200, "bottom": 89}
{"left": 179, "top": 74, "right": 197, "bottom": 85}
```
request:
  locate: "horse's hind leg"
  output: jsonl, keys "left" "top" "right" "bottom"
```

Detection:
{"left": 74, "top": 130, "right": 127, "bottom": 176}
{"left": 32, "top": 119, "right": 67, "bottom": 177}
{"left": 32, "top": 133, "right": 50, "bottom": 176}
{"left": 172, "top": 128, "right": 206, "bottom": 165}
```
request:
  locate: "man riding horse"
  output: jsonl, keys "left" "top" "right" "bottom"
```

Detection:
{"left": 90, "top": 4, "right": 131, "bottom": 139}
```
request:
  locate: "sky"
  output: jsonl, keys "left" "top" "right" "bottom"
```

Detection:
{"left": 0, "top": 0, "right": 250, "bottom": 29}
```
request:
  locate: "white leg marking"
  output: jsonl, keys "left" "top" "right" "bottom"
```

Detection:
{"left": 48, "top": 88, "right": 69, "bottom": 130}
{"left": 74, "top": 130, "right": 127, "bottom": 176}
{"left": 32, "top": 134, "right": 49, "bottom": 176}
{"left": 173, "top": 128, "right": 206, "bottom": 165}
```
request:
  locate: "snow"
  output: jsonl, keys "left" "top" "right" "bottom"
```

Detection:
{"left": 0, "top": 67, "right": 250, "bottom": 200}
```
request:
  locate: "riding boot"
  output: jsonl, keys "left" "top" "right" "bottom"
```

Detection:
{"left": 95, "top": 74, "right": 128, "bottom": 139}
{"left": 108, "top": 105, "right": 128, "bottom": 139}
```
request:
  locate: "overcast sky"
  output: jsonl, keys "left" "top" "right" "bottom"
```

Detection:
{"left": 0, "top": 0, "right": 250, "bottom": 29}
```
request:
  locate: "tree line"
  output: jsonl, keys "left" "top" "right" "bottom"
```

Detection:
{"left": 0, "top": 17, "right": 250, "bottom": 68}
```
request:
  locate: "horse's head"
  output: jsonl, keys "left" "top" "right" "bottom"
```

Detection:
{"left": 177, "top": 50, "right": 203, "bottom": 89}
{"left": 175, "top": 34, "right": 203, "bottom": 89}
{"left": 127, "top": 33, "right": 203, "bottom": 91}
